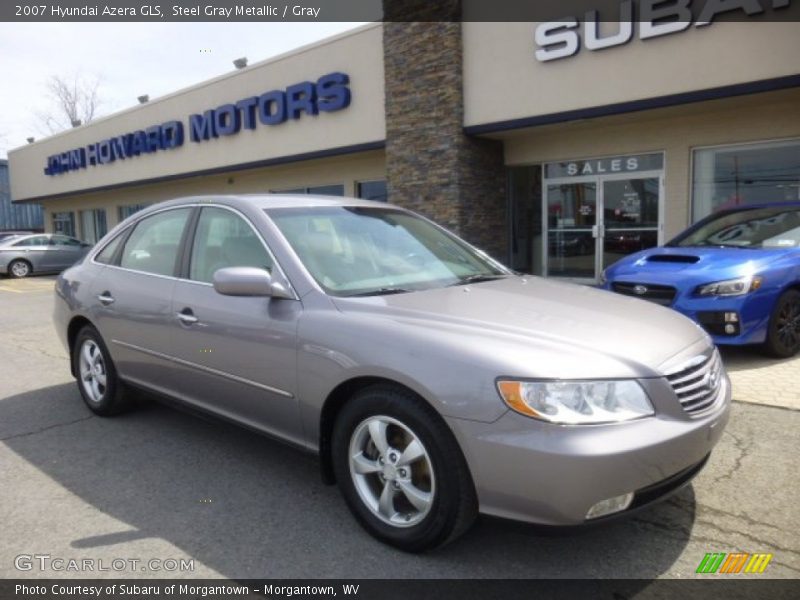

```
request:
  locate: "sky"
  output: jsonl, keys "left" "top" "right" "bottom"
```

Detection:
{"left": 0, "top": 22, "right": 366, "bottom": 158}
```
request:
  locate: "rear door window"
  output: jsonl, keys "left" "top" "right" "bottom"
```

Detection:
{"left": 120, "top": 208, "right": 192, "bottom": 276}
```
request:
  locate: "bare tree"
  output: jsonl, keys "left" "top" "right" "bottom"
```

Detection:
{"left": 37, "top": 73, "right": 103, "bottom": 134}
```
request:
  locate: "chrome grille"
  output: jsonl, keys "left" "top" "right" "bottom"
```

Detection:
{"left": 665, "top": 350, "right": 723, "bottom": 415}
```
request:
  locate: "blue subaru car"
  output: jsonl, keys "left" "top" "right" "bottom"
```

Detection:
{"left": 602, "top": 203, "right": 800, "bottom": 358}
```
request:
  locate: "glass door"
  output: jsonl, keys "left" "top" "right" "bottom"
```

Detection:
{"left": 602, "top": 177, "right": 661, "bottom": 272}
{"left": 546, "top": 182, "right": 597, "bottom": 280}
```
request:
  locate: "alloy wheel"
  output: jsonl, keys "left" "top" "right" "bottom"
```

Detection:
{"left": 79, "top": 339, "right": 107, "bottom": 403}
{"left": 10, "top": 261, "right": 30, "bottom": 277}
{"left": 775, "top": 297, "right": 800, "bottom": 352}
{"left": 348, "top": 415, "right": 435, "bottom": 528}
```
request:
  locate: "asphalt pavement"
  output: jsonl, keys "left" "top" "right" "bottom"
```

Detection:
{"left": 1, "top": 276, "right": 798, "bottom": 579}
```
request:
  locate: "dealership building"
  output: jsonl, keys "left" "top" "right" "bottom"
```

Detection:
{"left": 8, "top": 16, "right": 800, "bottom": 282}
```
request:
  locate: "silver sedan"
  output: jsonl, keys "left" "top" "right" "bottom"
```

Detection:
{"left": 0, "top": 233, "right": 91, "bottom": 278}
{"left": 53, "top": 195, "right": 730, "bottom": 551}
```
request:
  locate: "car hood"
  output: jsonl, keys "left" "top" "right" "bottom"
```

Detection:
{"left": 332, "top": 276, "right": 708, "bottom": 377}
{"left": 606, "top": 245, "right": 795, "bottom": 284}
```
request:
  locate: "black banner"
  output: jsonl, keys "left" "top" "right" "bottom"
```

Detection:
{"left": 1, "top": 0, "right": 800, "bottom": 22}
{"left": 2, "top": 579, "right": 800, "bottom": 600}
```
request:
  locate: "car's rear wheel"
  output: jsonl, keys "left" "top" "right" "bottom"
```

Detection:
{"left": 764, "top": 289, "right": 800, "bottom": 358}
{"left": 331, "top": 384, "right": 477, "bottom": 552}
{"left": 74, "top": 325, "right": 134, "bottom": 415}
{"left": 8, "top": 259, "right": 31, "bottom": 278}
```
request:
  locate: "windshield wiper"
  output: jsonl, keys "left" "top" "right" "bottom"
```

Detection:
{"left": 448, "top": 274, "right": 507, "bottom": 287}
{"left": 680, "top": 243, "right": 752, "bottom": 249}
{"left": 345, "top": 287, "right": 414, "bottom": 297}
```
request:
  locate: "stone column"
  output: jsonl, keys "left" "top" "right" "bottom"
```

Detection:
{"left": 382, "top": 3, "right": 508, "bottom": 261}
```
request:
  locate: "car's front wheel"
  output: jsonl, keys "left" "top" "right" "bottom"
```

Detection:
{"left": 8, "top": 259, "right": 31, "bottom": 278}
{"left": 332, "top": 384, "right": 477, "bottom": 552}
{"left": 764, "top": 289, "right": 800, "bottom": 358}
{"left": 73, "top": 325, "right": 134, "bottom": 415}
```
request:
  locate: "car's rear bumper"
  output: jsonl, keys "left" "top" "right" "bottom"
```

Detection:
{"left": 446, "top": 376, "right": 730, "bottom": 525}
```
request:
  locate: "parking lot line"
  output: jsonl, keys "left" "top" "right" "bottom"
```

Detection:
{"left": 0, "top": 279, "right": 55, "bottom": 293}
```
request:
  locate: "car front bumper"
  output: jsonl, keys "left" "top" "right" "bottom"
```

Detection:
{"left": 446, "top": 375, "right": 731, "bottom": 525}
{"left": 604, "top": 283, "right": 775, "bottom": 346}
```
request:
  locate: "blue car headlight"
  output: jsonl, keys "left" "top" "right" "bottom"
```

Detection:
{"left": 696, "top": 275, "right": 763, "bottom": 297}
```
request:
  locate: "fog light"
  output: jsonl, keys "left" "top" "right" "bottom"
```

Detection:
{"left": 585, "top": 492, "right": 634, "bottom": 520}
{"left": 724, "top": 312, "right": 739, "bottom": 323}
{"left": 724, "top": 324, "right": 737, "bottom": 334}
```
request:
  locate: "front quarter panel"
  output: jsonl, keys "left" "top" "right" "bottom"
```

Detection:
{"left": 296, "top": 304, "right": 513, "bottom": 449}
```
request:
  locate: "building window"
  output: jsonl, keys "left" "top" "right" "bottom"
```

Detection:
{"left": 692, "top": 139, "right": 800, "bottom": 222}
{"left": 119, "top": 203, "right": 150, "bottom": 221}
{"left": 357, "top": 180, "right": 388, "bottom": 202}
{"left": 271, "top": 184, "right": 345, "bottom": 196}
{"left": 79, "top": 209, "right": 107, "bottom": 245}
{"left": 52, "top": 212, "right": 75, "bottom": 237}
{"left": 507, "top": 166, "right": 543, "bottom": 275}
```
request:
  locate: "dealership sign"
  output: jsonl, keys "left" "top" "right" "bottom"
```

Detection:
{"left": 44, "top": 72, "right": 351, "bottom": 176}
{"left": 535, "top": 0, "right": 791, "bottom": 62}
{"left": 545, "top": 153, "right": 664, "bottom": 178}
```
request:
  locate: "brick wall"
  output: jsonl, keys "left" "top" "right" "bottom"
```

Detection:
{"left": 382, "top": 6, "right": 508, "bottom": 261}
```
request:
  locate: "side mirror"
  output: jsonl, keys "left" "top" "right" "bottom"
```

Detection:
{"left": 212, "top": 266, "right": 291, "bottom": 298}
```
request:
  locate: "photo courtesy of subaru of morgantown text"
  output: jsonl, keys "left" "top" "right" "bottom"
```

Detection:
{"left": 54, "top": 195, "right": 730, "bottom": 551}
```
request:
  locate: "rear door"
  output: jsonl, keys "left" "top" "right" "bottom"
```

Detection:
{"left": 11, "top": 235, "right": 51, "bottom": 272}
{"left": 169, "top": 205, "right": 304, "bottom": 445}
{"left": 92, "top": 207, "right": 193, "bottom": 392}
{"left": 49, "top": 235, "right": 86, "bottom": 269}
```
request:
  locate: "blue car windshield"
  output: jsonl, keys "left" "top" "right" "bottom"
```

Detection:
{"left": 266, "top": 206, "right": 509, "bottom": 296}
{"left": 670, "top": 207, "right": 800, "bottom": 249}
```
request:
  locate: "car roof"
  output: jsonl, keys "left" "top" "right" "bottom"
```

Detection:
{"left": 146, "top": 194, "right": 393, "bottom": 212}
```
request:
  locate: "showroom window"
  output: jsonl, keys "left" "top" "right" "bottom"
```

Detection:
{"left": 79, "top": 209, "right": 107, "bottom": 245}
{"left": 692, "top": 139, "right": 800, "bottom": 222}
{"left": 52, "top": 212, "right": 75, "bottom": 237}
{"left": 357, "top": 180, "right": 388, "bottom": 202}
{"left": 271, "top": 184, "right": 345, "bottom": 196}
{"left": 118, "top": 203, "right": 150, "bottom": 221}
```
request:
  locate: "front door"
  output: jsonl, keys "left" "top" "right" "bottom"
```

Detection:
{"left": 169, "top": 205, "right": 304, "bottom": 446}
{"left": 543, "top": 153, "right": 664, "bottom": 282}
{"left": 546, "top": 182, "right": 598, "bottom": 279}
{"left": 602, "top": 177, "right": 661, "bottom": 274}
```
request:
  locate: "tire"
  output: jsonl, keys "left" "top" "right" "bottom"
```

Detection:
{"left": 763, "top": 289, "right": 800, "bottom": 358}
{"left": 331, "top": 384, "right": 478, "bottom": 552}
{"left": 8, "top": 259, "right": 31, "bottom": 279}
{"left": 73, "top": 325, "right": 134, "bottom": 415}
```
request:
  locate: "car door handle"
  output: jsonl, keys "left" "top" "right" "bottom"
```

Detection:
{"left": 97, "top": 292, "right": 115, "bottom": 305}
{"left": 177, "top": 309, "right": 199, "bottom": 325}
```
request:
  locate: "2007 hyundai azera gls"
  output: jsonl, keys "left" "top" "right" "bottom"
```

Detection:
{"left": 54, "top": 195, "right": 731, "bottom": 551}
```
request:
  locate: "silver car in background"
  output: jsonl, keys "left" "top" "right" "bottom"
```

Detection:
{"left": 0, "top": 233, "right": 91, "bottom": 278}
{"left": 53, "top": 195, "right": 730, "bottom": 551}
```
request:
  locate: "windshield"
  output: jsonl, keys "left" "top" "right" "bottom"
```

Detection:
{"left": 669, "top": 206, "right": 800, "bottom": 249}
{"left": 266, "top": 206, "right": 509, "bottom": 296}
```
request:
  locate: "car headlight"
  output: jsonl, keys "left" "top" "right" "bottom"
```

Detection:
{"left": 696, "top": 275, "right": 762, "bottom": 297}
{"left": 496, "top": 380, "right": 654, "bottom": 424}
{"left": 599, "top": 269, "right": 608, "bottom": 285}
